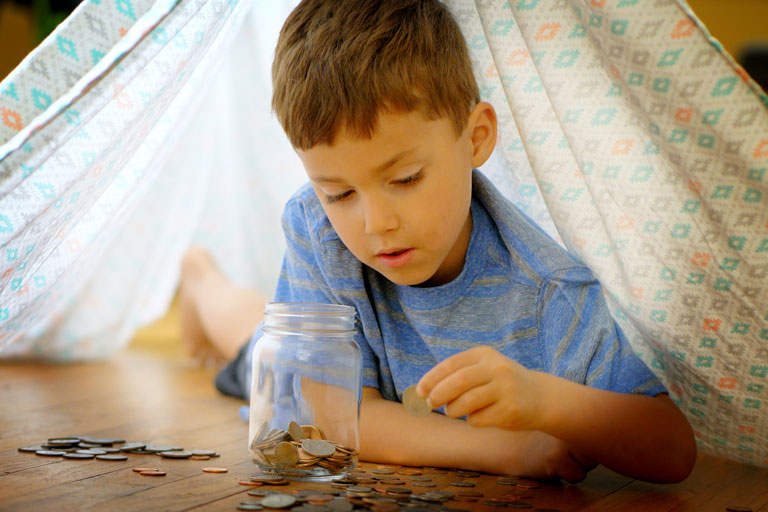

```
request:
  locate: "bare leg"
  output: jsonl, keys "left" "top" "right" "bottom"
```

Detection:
{"left": 179, "top": 246, "right": 267, "bottom": 364}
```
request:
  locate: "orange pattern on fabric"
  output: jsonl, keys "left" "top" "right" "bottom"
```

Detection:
{"left": 670, "top": 19, "right": 695, "bottom": 39}
{"left": 1, "top": 107, "right": 23, "bottom": 131}
{"left": 534, "top": 23, "right": 561, "bottom": 42}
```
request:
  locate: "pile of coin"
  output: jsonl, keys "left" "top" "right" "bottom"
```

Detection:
{"left": 17, "top": 435, "right": 219, "bottom": 461}
{"left": 233, "top": 468, "right": 547, "bottom": 511}
{"left": 251, "top": 422, "right": 358, "bottom": 476}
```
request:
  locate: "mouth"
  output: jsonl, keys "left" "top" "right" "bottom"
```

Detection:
{"left": 376, "top": 248, "right": 414, "bottom": 268}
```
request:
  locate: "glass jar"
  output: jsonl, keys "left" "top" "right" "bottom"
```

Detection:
{"left": 248, "top": 302, "right": 361, "bottom": 481}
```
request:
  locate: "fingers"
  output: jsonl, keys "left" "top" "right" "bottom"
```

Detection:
{"left": 443, "top": 383, "right": 496, "bottom": 418}
{"left": 428, "top": 364, "right": 492, "bottom": 410}
{"left": 417, "top": 348, "right": 485, "bottom": 398}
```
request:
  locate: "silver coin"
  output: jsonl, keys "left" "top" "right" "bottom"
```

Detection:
{"left": 238, "top": 501, "right": 265, "bottom": 511}
{"left": 35, "top": 450, "right": 65, "bottom": 456}
{"left": 190, "top": 449, "right": 216, "bottom": 456}
{"left": 18, "top": 446, "right": 44, "bottom": 452}
{"left": 159, "top": 451, "right": 192, "bottom": 459}
{"left": 145, "top": 445, "right": 183, "bottom": 453}
{"left": 301, "top": 439, "right": 335, "bottom": 457}
{"left": 450, "top": 481, "right": 475, "bottom": 487}
{"left": 402, "top": 385, "right": 431, "bottom": 417}
{"left": 64, "top": 453, "right": 95, "bottom": 459}
{"left": 261, "top": 493, "right": 297, "bottom": 508}
{"left": 96, "top": 454, "right": 128, "bottom": 461}
{"left": 120, "top": 443, "right": 147, "bottom": 452}
{"left": 77, "top": 449, "right": 107, "bottom": 455}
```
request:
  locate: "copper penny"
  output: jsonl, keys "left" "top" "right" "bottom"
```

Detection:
{"left": 201, "top": 467, "right": 228, "bottom": 473}
{"left": 189, "top": 455, "right": 211, "bottom": 460}
{"left": 239, "top": 480, "right": 264, "bottom": 486}
{"left": 132, "top": 467, "right": 159, "bottom": 473}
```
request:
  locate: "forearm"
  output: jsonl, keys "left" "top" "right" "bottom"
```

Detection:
{"left": 360, "top": 387, "right": 524, "bottom": 474}
{"left": 534, "top": 373, "right": 696, "bottom": 482}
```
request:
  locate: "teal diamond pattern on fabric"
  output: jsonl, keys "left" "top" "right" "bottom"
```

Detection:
{"left": 554, "top": 49, "right": 579, "bottom": 68}
{"left": 611, "top": 20, "right": 628, "bottom": 36}
{"left": 569, "top": 23, "right": 586, "bottom": 39}
{"left": 669, "top": 129, "right": 688, "bottom": 143}
{"left": 630, "top": 165, "right": 653, "bottom": 182}
{"left": 490, "top": 19, "right": 515, "bottom": 36}
{"left": 0, "top": 215, "right": 13, "bottom": 233}
{"left": 711, "top": 76, "right": 738, "bottom": 97}
{"left": 748, "top": 168, "right": 766, "bottom": 181}
{"left": 702, "top": 109, "right": 723, "bottom": 125}
{"left": 31, "top": 89, "right": 52, "bottom": 110}
{"left": 698, "top": 134, "right": 715, "bottom": 148}
{"left": 115, "top": 0, "right": 137, "bottom": 20}
{"left": 516, "top": 0, "right": 539, "bottom": 10}
{"left": 628, "top": 72, "right": 644, "bottom": 86}
{"left": 91, "top": 49, "right": 105, "bottom": 64}
{"left": 34, "top": 182, "right": 56, "bottom": 199}
{"left": 56, "top": 36, "right": 79, "bottom": 61}
{"left": 653, "top": 77, "right": 671, "bottom": 93}
{"left": 592, "top": 108, "right": 616, "bottom": 125}
{"left": 743, "top": 189, "right": 762, "bottom": 203}
{"left": 659, "top": 49, "right": 683, "bottom": 67}
{"left": 2, "top": 82, "right": 19, "bottom": 101}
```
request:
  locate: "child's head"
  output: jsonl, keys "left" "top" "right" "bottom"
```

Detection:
{"left": 273, "top": 0, "right": 497, "bottom": 288}
{"left": 272, "top": 0, "right": 480, "bottom": 150}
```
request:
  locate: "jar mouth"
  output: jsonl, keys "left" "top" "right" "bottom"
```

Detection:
{"left": 264, "top": 302, "right": 356, "bottom": 334}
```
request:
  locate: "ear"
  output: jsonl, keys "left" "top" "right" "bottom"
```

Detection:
{"left": 467, "top": 102, "right": 497, "bottom": 168}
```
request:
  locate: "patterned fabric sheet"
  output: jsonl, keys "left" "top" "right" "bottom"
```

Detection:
{"left": 446, "top": 0, "right": 768, "bottom": 466}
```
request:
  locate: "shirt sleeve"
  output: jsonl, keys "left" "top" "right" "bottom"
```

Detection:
{"left": 537, "top": 266, "right": 667, "bottom": 397}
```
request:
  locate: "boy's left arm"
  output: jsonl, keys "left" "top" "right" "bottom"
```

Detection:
{"left": 418, "top": 346, "right": 697, "bottom": 483}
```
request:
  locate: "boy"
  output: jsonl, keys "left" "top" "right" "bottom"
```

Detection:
{"left": 181, "top": 0, "right": 696, "bottom": 483}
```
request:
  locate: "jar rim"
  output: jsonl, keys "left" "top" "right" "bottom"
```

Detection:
{"left": 265, "top": 302, "right": 356, "bottom": 316}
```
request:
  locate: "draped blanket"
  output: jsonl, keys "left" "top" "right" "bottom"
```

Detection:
{"left": 1, "top": 0, "right": 766, "bottom": 466}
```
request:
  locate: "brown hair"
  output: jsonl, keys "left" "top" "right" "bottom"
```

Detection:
{"left": 272, "top": 0, "right": 480, "bottom": 150}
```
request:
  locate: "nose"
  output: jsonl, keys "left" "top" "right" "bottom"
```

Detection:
{"left": 361, "top": 194, "right": 399, "bottom": 235}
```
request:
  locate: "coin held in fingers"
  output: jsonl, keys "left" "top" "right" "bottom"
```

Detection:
{"left": 402, "top": 385, "right": 431, "bottom": 417}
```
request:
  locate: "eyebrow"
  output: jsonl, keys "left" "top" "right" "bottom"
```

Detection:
{"left": 311, "top": 148, "right": 417, "bottom": 184}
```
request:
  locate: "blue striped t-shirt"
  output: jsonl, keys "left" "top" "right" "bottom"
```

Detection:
{"left": 228, "top": 170, "right": 665, "bottom": 403}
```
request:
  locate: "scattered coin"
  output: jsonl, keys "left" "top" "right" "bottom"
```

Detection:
{"left": 35, "top": 450, "right": 65, "bottom": 456}
{"left": 239, "top": 480, "right": 264, "bottom": 486}
{"left": 238, "top": 502, "right": 265, "bottom": 511}
{"left": 17, "top": 446, "right": 44, "bottom": 453}
{"left": 77, "top": 449, "right": 107, "bottom": 455}
{"left": 507, "top": 503, "right": 533, "bottom": 509}
{"left": 189, "top": 455, "right": 211, "bottom": 460}
{"left": 132, "top": 467, "right": 159, "bottom": 473}
{"left": 139, "top": 470, "right": 167, "bottom": 476}
{"left": 201, "top": 467, "right": 228, "bottom": 473}
{"left": 159, "top": 451, "right": 192, "bottom": 459}
{"left": 63, "top": 453, "right": 95, "bottom": 459}
{"left": 402, "top": 386, "right": 431, "bottom": 417}
{"left": 190, "top": 449, "right": 217, "bottom": 457}
{"left": 450, "top": 481, "right": 476, "bottom": 487}
{"left": 456, "top": 490, "right": 483, "bottom": 497}
{"left": 96, "top": 454, "right": 128, "bottom": 461}
{"left": 261, "top": 493, "right": 297, "bottom": 508}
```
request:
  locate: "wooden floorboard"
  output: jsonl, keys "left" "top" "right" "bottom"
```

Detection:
{"left": 1, "top": 348, "right": 767, "bottom": 511}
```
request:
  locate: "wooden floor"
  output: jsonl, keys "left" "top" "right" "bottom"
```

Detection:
{"left": 1, "top": 347, "right": 767, "bottom": 511}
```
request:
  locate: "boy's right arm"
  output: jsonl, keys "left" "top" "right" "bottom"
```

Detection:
{"left": 359, "top": 386, "right": 592, "bottom": 482}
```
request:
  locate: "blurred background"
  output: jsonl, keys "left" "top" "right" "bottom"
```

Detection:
{"left": 2, "top": 0, "right": 767, "bottom": 88}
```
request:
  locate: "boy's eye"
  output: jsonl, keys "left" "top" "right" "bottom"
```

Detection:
{"left": 394, "top": 170, "right": 423, "bottom": 186}
{"left": 325, "top": 190, "right": 353, "bottom": 205}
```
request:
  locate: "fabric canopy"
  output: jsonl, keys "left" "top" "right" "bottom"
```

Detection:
{"left": 1, "top": 0, "right": 766, "bottom": 466}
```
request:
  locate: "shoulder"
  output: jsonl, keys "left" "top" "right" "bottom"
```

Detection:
{"left": 282, "top": 182, "right": 340, "bottom": 244}
{"left": 472, "top": 170, "right": 583, "bottom": 281}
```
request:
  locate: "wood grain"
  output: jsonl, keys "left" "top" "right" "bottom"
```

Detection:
{"left": 1, "top": 349, "right": 767, "bottom": 511}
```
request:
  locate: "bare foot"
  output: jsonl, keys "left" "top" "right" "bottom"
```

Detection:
{"left": 179, "top": 246, "right": 268, "bottom": 364}
{"left": 179, "top": 247, "right": 227, "bottom": 365}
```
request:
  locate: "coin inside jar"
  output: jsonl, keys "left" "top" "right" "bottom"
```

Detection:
{"left": 274, "top": 442, "right": 300, "bottom": 466}
{"left": 301, "top": 439, "right": 336, "bottom": 458}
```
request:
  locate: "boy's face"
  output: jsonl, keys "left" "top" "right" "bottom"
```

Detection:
{"left": 298, "top": 107, "right": 491, "bottom": 287}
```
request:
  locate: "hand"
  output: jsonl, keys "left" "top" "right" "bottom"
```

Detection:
{"left": 417, "top": 346, "right": 541, "bottom": 431}
{"left": 506, "top": 431, "right": 596, "bottom": 483}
